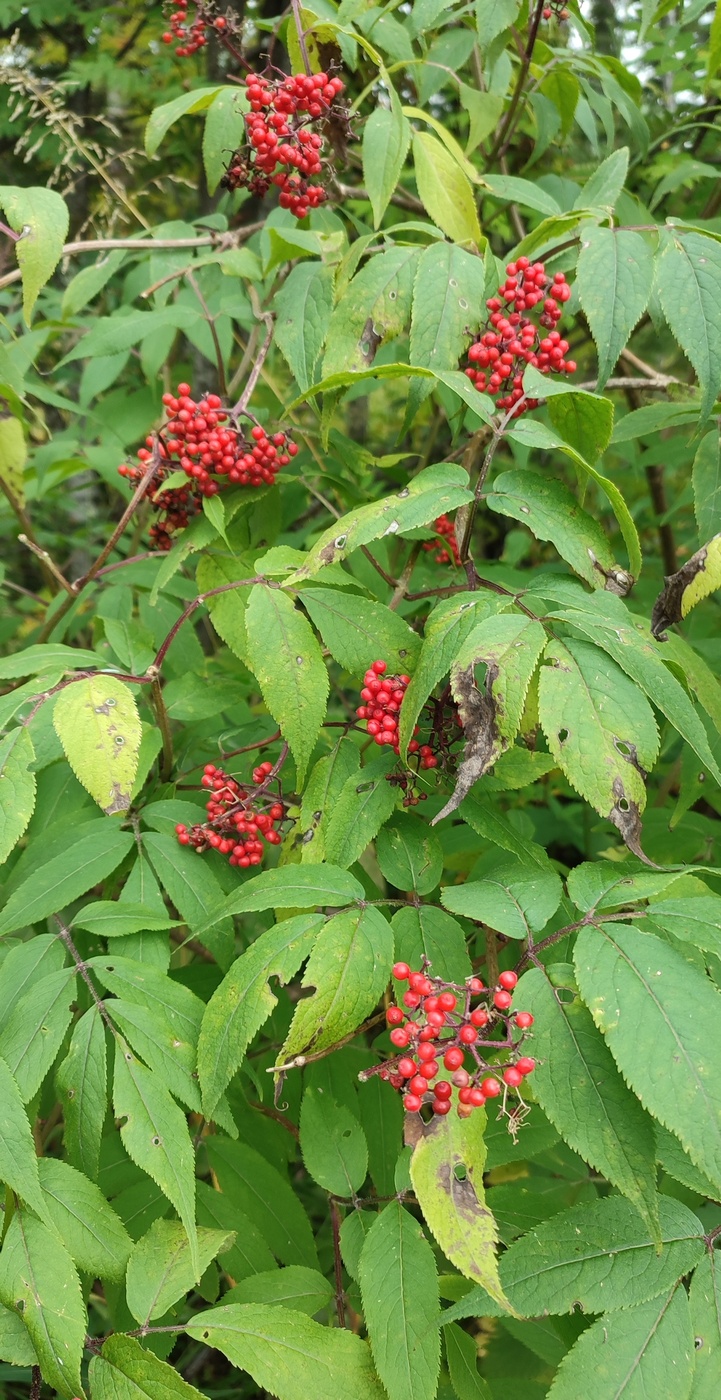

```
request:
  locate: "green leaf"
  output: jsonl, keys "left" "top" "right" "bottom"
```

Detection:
{"left": 89, "top": 1333, "right": 206, "bottom": 1400}
{"left": 399, "top": 593, "right": 507, "bottom": 757}
{"left": 575, "top": 147, "right": 629, "bottom": 210}
{"left": 53, "top": 674, "right": 141, "bottom": 815}
{"left": 0, "top": 1300, "right": 37, "bottom": 1366}
{"left": 206, "top": 1138, "right": 318, "bottom": 1268}
{"left": 0, "top": 728, "right": 35, "bottom": 865}
{"left": 126, "top": 1220, "right": 234, "bottom": 1323}
{"left": 55, "top": 1007, "right": 107, "bottom": 1181}
{"left": 433, "top": 613, "right": 547, "bottom": 823}
{"left": 196, "top": 1180, "right": 276, "bottom": 1282}
{"left": 409, "top": 241, "right": 486, "bottom": 375}
{"left": 0, "top": 1055, "right": 48, "bottom": 1220}
{"left": 288, "top": 464, "right": 472, "bottom": 583}
{"left": 444, "top": 1322, "right": 491, "bottom": 1399}
{"left": 358, "top": 1074, "right": 404, "bottom": 1198}
{"left": 545, "top": 391, "right": 615, "bottom": 468}
{"left": 0, "top": 822, "right": 134, "bottom": 936}
{"left": 363, "top": 100, "right": 411, "bottom": 229}
{"left": 197, "top": 915, "right": 323, "bottom": 1118}
{"left": 298, "top": 740, "right": 361, "bottom": 863}
{"left": 391, "top": 905, "right": 472, "bottom": 983}
{"left": 576, "top": 225, "right": 654, "bottom": 389}
{"left": 441, "top": 860, "right": 562, "bottom": 939}
{"left": 226, "top": 1266, "right": 333, "bottom": 1317}
{"left": 186, "top": 1303, "right": 384, "bottom": 1400}
{"left": 412, "top": 132, "right": 482, "bottom": 246}
{"left": 655, "top": 1123, "right": 721, "bottom": 1200}
{"left": 245, "top": 584, "right": 328, "bottom": 785}
{"left": 657, "top": 231, "right": 721, "bottom": 419}
{"left": 300, "top": 1085, "right": 368, "bottom": 1196}
{"left": 692, "top": 429, "right": 721, "bottom": 546}
{"left": 689, "top": 1250, "right": 721, "bottom": 1399}
{"left": 376, "top": 815, "right": 443, "bottom": 895}
{"left": 475, "top": 0, "right": 520, "bottom": 48}
{"left": 460, "top": 793, "right": 551, "bottom": 869}
{"left": 143, "top": 831, "right": 234, "bottom": 969}
{"left": 145, "top": 86, "right": 225, "bottom": 156}
{"left": 538, "top": 637, "right": 659, "bottom": 853}
{"left": 574, "top": 921, "right": 721, "bottom": 1195}
{"left": 60, "top": 305, "right": 201, "bottom": 365}
{"left": 0, "top": 969, "right": 76, "bottom": 1103}
{"left": 0, "top": 643, "right": 105, "bottom": 680}
{"left": 108, "top": 996, "right": 202, "bottom": 1116}
{"left": 322, "top": 246, "right": 419, "bottom": 378}
{"left": 515, "top": 970, "right": 660, "bottom": 1238}
{"left": 646, "top": 893, "right": 721, "bottom": 958}
{"left": 202, "top": 86, "right": 247, "bottom": 194}
{"left": 280, "top": 905, "right": 394, "bottom": 1063}
{"left": 358, "top": 1201, "right": 440, "bottom": 1400}
{"left": 499, "top": 1195, "right": 703, "bottom": 1316}
{"left": 410, "top": 1109, "right": 507, "bottom": 1305}
{"left": 324, "top": 753, "right": 398, "bottom": 868}
{"left": 546, "top": 1284, "right": 693, "bottom": 1399}
{"left": 487, "top": 470, "right": 626, "bottom": 591}
{"left": 194, "top": 546, "right": 255, "bottom": 662}
{"left": 274, "top": 261, "right": 335, "bottom": 392}
{"left": 0, "top": 1211, "right": 86, "bottom": 1400}
{"left": 73, "top": 901, "right": 178, "bottom": 937}
{"left": 112, "top": 1037, "right": 199, "bottom": 1280}
{"left": 200, "top": 864, "right": 364, "bottom": 932}
{"left": 37, "top": 1156, "right": 132, "bottom": 1282}
{"left": 651, "top": 534, "right": 721, "bottom": 637}
{"left": 481, "top": 174, "right": 561, "bottom": 217}
{"left": 0, "top": 412, "right": 27, "bottom": 505}
{"left": 61, "top": 248, "right": 126, "bottom": 318}
{"left": 0, "top": 186, "right": 69, "bottom": 322}
{"left": 300, "top": 586, "right": 421, "bottom": 676}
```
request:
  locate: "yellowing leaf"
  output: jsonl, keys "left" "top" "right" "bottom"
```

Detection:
{"left": 53, "top": 674, "right": 142, "bottom": 815}
{"left": 651, "top": 533, "right": 721, "bottom": 638}
{"left": 0, "top": 413, "right": 27, "bottom": 505}
{"left": 412, "top": 132, "right": 481, "bottom": 246}
{"left": 0, "top": 186, "right": 69, "bottom": 324}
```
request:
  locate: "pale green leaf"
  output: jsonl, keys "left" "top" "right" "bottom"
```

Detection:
{"left": 322, "top": 246, "right": 419, "bottom": 378}
{"left": 300, "top": 1085, "right": 368, "bottom": 1196}
{"left": 126, "top": 1220, "right": 234, "bottom": 1323}
{"left": 547, "top": 1284, "right": 693, "bottom": 1400}
{"left": 575, "top": 147, "right": 629, "bottom": 210}
{"left": 300, "top": 586, "right": 420, "bottom": 676}
{"left": 0, "top": 1211, "right": 86, "bottom": 1400}
{"left": 298, "top": 740, "right": 361, "bottom": 863}
{"left": 73, "top": 901, "right": 178, "bottom": 937}
{"left": 645, "top": 894, "right": 721, "bottom": 958}
{"left": 376, "top": 815, "right": 443, "bottom": 895}
{"left": 412, "top": 132, "right": 481, "bottom": 246}
{"left": 475, "top": 0, "right": 520, "bottom": 48}
{"left": 90, "top": 1333, "right": 206, "bottom": 1400}
{"left": 363, "top": 100, "right": 411, "bottom": 229}
{"left": 0, "top": 968, "right": 76, "bottom": 1102}
{"left": 280, "top": 905, "right": 394, "bottom": 1063}
{"left": 245, "top": 584, "right": 328, "bottom": 785}
{"left": 689, "top": 1250, "right": 721, "bottom": 1399}
{"left": 324, "top": 752, "right": 398, "bottom": 868}
{"left": 0, "top": 413, "right": 27, "bottom": 505}
{"left": 399, "top": 593, "right": 508, "bottom": 757}
{"left": 200, "top": 863, "right": 364, "bottom": 934}
{"left": 0, "top": 727, "right": 35, "bottom": 866}
{"left": 655, "top": 1124, "right": 721, "bottom": 1201}
{"left": 481, "top": 174, "right": 561, "bottom": 217}
{"left": 657, "top": 231, "right": 721, "bottom": 419}
{"left": 488, "top": 470, "right": 625, "bottom": 590}
{"left": 358, "top": 1202, "right": 440, "bottom": 1400}
{"left": 409, "top": 241, "right": 486, "bottom": 374}
{"left": 202, "top": 86, "right": 247, "bottom": 194}
{"left": 38, "top": 1156, "right": 132, "bottom": 1282}
{"left": 441, "top": 860, "right": 562, "bottom": 939}
{"left": 391, "top": 905, "right": 472, "bottom": 983}
{"left": 52, "top": 674, "right": 141, "bottom": 815}
{"left": 0, "top": 1055, "right": 48, "bottom": 1220}
{"left": 55, "top": 1007, "right": 107, "bottom": 1181}
{"left": 274, "top": 261, "right": 335, "bottom": 392}
{"left": 145, "top": 86, "right": 225, "bottom": 156}
{"left": 692, "top": 429, "right": 721, "bottom": 546}
{"left": 576, "top": 225, "right": 654, "bottom": 389}
{"left": 225, "top": 1266, "right": 332, "bottom": 1317}
{"left": 0, "top": 823, "right": 133, "bottom": 936}
{"left": 0, "top": 1299, "right": 37, "bottom": 1366}
{"left": 0, "top": 185, "right": 69, "bottom": 322}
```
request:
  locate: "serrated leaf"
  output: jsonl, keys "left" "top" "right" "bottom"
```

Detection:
{"left": 481, "top": 174, "right": 561, "bottom": 217}
{"left": 391, "top": 906, "right": 472, "bottom": 983}
{"left": 55, "top": 1007, "right": 107, "bottom": 1181}
{"left": 433, "top": 613, "right": 546, "bottom": 823}
{"left": 0, "top": 186, "right": 69, "bottom": 322}
{"left": 487, "top": 469, "right": 625, "bottom": 590}
{"left": 0, "top": 1210, "right": 86, "bottom": 1400}
{"left": 0, "top": 968, "right": 76, "bottom": 1103}
{"left": 52, "top": 674, "right": 141, "bottom": 814}
{"left": 126, "top": 1219, "right": 234, "bottom": 1323}
{"left": 576, "top": 225, "right": 653, "bottom": 389}
{"left": 198, "top": 915, "right": 323, "bottom": 1118}
{"left": 0, "top": 412, "right": 27, "bottom": 505}
{"left": 226, "top": 1265, "right": 333, "bottom": 1316}
{"left": 300, "top": 1085, "right": 368, "bottom": 1196}
{"left": 324, "top": 752, "right": 398, "bottom": 868}
{"left": 288, "top": 464, "right": 472, "bottom": 583}
{"left": 202, "top": 86, "right": 247, "bottom": 194}
{"left": 475, "top": 0, "right": 520, "bottom": 47}
{"left": 574, "top": 921, "right": 721, "bottom": 1195}
{"left": 112, "top": 1037, "right": 199, "bottom": 1279}
{"left": 399, "top": 593, "right": 507, "bottom": 757}
{"left": 280, "top": 905, "right": 394, "bottom": 1064}
{"left": 546, "top": 390, "right": 615, "bottom": 467}
{"left": 301, "top": 586, "right": 420, "bottom": 675}
{"left": 376, "top": 815, "right": 443, "bottom": 895}
{"left": 186, "top": 1303, "right": 384, "bottom": 1400}
{"left": 538, "top": 637, "right": 659, "bottom": 854}
{"left": 657, "top": 231, "right": 721, "bottom": 419}
{"left": 73, "top": 901, "right": 178, "bottom": 937}
{"left": 322, "top": 246, "right": 419, "bottom": 378}
{"left": 515, "top": 969, "right": 660, "bottom": 1238}
{"left": 145, "top": 85, "right": 225, "bottom": 156}
{"left": 646, "top": 894, "right": 721, "bottom": 958}
{"left": 444, "top": 1323, "right": 491, "bottom": 1400}
{"left": 37, "top": 1157, "right": 132, "bottom": 1281}
{"left": 245, "top": 585, "right": 328, "bottom": 785}
{"left": 0, "top": 1055, "right": 48, "bottom": 1219}
{"left": 108, "top": 997, "right": 202, "bottom": 1115}
{"left": 0, "top": 1299, "right": 37, "bottom": 1366}
{"left": 274, "top": 261, "right": 335, "bottom": 391}
{"left": 358, "top": 1202, "right": 440, "bottom": 1400}
{"left": 692, "top": 428, "right": 721, "bottom": 547}
{"left": 441, "top": 860, "right": 562, "bottom": 939}
{"left": 412, "top": 132, "right": 481, "bottom": 245}
{"left": 651, "top": 533, "right": 721, "bottom": 637}
{"left": 206, "top": 1138, "right": 318, "bottom": 1268}
{"left": 410, "top": 1109, "right": 506, "bottom": 1305}
{"left": 409, "top": 241, "right": 485, "bottom": 374}
{"left": 196, "top": 1179, "right": 276, "bottom": 1282}
{"left": 143, "top": 830, "right": 234, "bottom": 969}
{"left": 363, "top": 100, "right": 411, "bottom": 228}
{"left": 90, "top": 1333, "right": 206, "bottom": 1400}
{"left": 689, "top": 1250, "right": 721, "bottom": 1399}
{"left": 547, "top": 1283, "right": 693, "bottom": 1400}
{"left": 0, "top": 727, "right": 35, "bottom": 865}
{"left": 499, "top": 1195, "right": 703, "bottom": 1315}
{"left": 655, "top": 1123, "right": 721, "bottom": 1200}
{"left": 0, "top": 822, "right": 133, "bottom": 936}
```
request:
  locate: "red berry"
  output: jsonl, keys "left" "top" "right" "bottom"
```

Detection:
{"left": 417, "top": 1042, "right": 436, "bottom": 1062}
{"left": 397, "top": 1057, "right": 416, "bottom": 1078}
{"left": 408, "top": 1075, "right": 427, "bottom": 1095}
{"left": 516, "top": 1057, "right": 536, "bottom": 1076}
{"left": 434, "top": 1080, "right": 452, "bottom": 1100}
{"left": 481, "top": 1077, "right": 502, "bottom": 1097}
{"left": 390, "top": 1027, "right": 410, "bottom": 1048}
{"left": 469, "top": 1088, "right": 486, "bottom": 1107}
{"left": 392, "top": 962, "right": 411, "bottom": 981}
{"left": 386, "top": 1006, "right": 405, "bottom": 1026}
{"left": 504, "top": 1067, "right": 524, "bottom": 1088}
{"left": 514, "top": 1012, "right": 534, "bottom": 1029}
{"left": 498, "top": 970, "right": 518, "bottom": 991}
{"left": 470, "top": 1008, "right": 489, "bottom": 1028}
{"left": 494, "top": 990, "right": 513, "bottom": 1011}
{"left": 419, "top": 1060, "right": 439, "bottom": 1080}
{"left": 444, "top": 1047, "right": 465, "bottom": 1071}
{"left": 404, "top": 1094, "right": 422, "bottom": 1112}
{"left": 433, "top": 1098, "right": 452, "bottom": 1115}
{"left": 437, "top": 992, "right": 457, "bottom": 1012}
{"left": 459, "top": 1025, "right": 478, "bottom": 1044}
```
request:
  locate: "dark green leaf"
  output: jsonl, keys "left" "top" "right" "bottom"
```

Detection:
{"left": 0, "top": 824, "right": 134, "bottom": 936}
{"left": 206, "top": 1138, "right": 318, "bottom": 1269}
{"left": 546, "top": 1284, "right": 693, "bottom": 1399}
{"left": 0, "top": 1210, "right": 86, "bottom": 1400}
{"left": 280, "top": 905, "right": 393, "bottom": 1063}
{"left": 359, "top": 1202, "right": 440, "bottom": 1400}
{"left": 300, "top": 1085, "right": 368, "bottom": 1196}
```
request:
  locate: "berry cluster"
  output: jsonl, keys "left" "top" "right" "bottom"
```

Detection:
{"left": 161, "top": 0, "right": 225, "bottom": 55}
{"left": 423, "top": 514, "right": 461, "bottom": 567}
{"left": 356, "top": 660, "right": 440, "bottom": 770}
{"left": 379, "top": 963, "right": 535, "bottom": 1118}
{"left": 118, "top": 383, "right": 297, "bottom": 549}
{"left": 464, "top": 258, "right": 575, "bottom": 417}
{"left": 221, "top": 70, "right": 345, "bottom": 218}
{"left": 543, "top": 3, "right": 570, "bottom": 18}
{"left": 176, "top": 762, "right": 285, "bottom": 868}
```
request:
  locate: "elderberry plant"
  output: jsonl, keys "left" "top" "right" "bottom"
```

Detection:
{"left": 1, "top": 3, "right": 721, "bottom": 1400}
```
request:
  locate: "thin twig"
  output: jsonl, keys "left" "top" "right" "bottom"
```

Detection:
{"left": 232, "top": 306, "right": 275, "bottom": 417}
{"left": 269, "top": 1012, "right": 387, "bottom": 1073}
{"left": 55, "top": 918, "right": 115, "bottom": 1032}
{"left": 330, "top": 1198, "right": 347, "bottom": 1328}
{"left": 187, "top": 271, "right": 228, "bottom": 398}
{"left": 151, "top": 676, "right": 175, "bottom": 782}
{"left": 18, "top": 534, "right": 74, "bottom": 595}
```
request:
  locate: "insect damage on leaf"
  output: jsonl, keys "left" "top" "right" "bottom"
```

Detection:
{"left": 431, "top": 660, "right": 500, "bottom": 824}
{"left": 651, "top": 534, "right": 721, "bottom": 638}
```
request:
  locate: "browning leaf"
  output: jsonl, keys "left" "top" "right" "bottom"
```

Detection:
{"left": 651, "top": 533, "right": 721, "bottom": 639}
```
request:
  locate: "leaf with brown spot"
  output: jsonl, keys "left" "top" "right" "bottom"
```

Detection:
{"left": 409, "top": 1103, "right": 509, "bottom": 1308}
{"left": 651, "top": 533, "right": 721, "bottom": 639}
{"left": 52, "top": 674, "right": 141, "bottom": 816}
